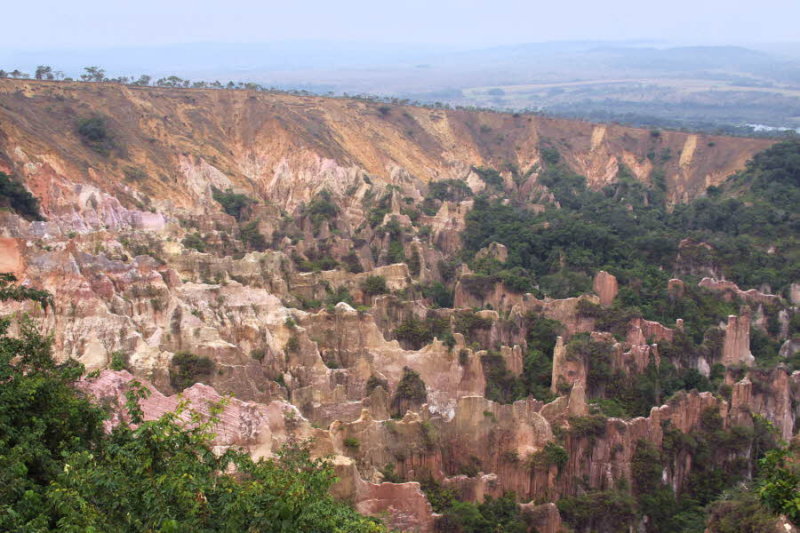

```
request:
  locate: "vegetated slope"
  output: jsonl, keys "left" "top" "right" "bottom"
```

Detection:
{"left": 0, "top": 78, "right": 797, "bottom": 533}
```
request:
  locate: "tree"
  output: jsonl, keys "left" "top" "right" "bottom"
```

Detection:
{"left": 757, "top": 447, "right": 800, "bottom": 523}
{"left": 362, "top": 275, "right": 389, "bottom": 296}
{"left": 80, "top": 66, "right": 106, "bottom": 82}
{"left": 34, "top": 65, "right": 54, "bottom": 80}
{"left": 132, "top": 74, "right": 152, "bottom": 86}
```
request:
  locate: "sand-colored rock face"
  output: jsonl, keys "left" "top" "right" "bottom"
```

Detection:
{"left": 0, "top": 238, "right": 24, "bottom": 277}
{"left": 722, "top": 314, "right": 754, "bottom": 367}
{"left": 593, "top": 270, "right": 618, "bottom": 307}
{"left": 699, "top": 277, "right": 782, "bottom": 306}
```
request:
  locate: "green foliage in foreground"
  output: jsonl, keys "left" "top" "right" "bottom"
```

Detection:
{"left": 419, "top": 478, "right": 527, "bottom": 533}
{"left": 0, "top": 275, "right": 384, "bottom": 533}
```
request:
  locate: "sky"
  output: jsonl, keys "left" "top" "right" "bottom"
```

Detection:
{"left": 3, "top": 0, "right": 800, "bottom": 49}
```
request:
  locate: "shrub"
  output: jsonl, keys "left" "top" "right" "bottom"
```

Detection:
{"left": 182, "top": 232, "right": 206, "bottom": 252}
{"left": 169, "top": 352, "right": 215, "bottom": 391}
{"left": 77, "top": 116, "right": 115, "bottom": 155}
{"left": 460, "top": 274, "right": 498, "bottom": 297}
{"left": 109, "top": 351, "right": 129, "bottom": 371}
{"left": 529, "top": 442, "right": 568, "bottom": 470}
{"left": 391, "top": 366, "right": 427, "bottom": 415}
{"left": 123, "top": 166, "right": 148, "bottom": 182}
{"left": 306, "top": 190, "right": 339, "bottom": 229}
{"left": 472, "top": 166, "right": 504, "bottom": 189}
{"left": 557, "top": 490, "right": 637, "bottom": 532}
{"left": 481, "top": 352, "right": 525, "bottom": 404}
{"left": 420, "top": 281, "right": 453, "bottom": 308}
{"left": 240, "top": 220, "right": 268, "bottom": 251}
{"left": 427, "top": 179, "right": 473, "bottom": 202}
{"left": 454, "top": 311, "right": 493, "bottom": 343}
{"left": 343, "top": 437, "right": 360, "bottom": 450}
{"left": 362, "top": 275, "right": 388, "bottom": 296}
{"left": 212, "top": 187, "right": 254, "bottom": 221}
{"left": 250, "top": 348, "right": 266, "bottom": 362}
{"left": 393, "top": 315, "right": 451, "bottom": 350}
{"left": 285, "top": 336, "right": 300, "bottom": 354}
{"left": 568, "top": 414, "right": 607, "bottom": 440}
{"left": 343, "top": 251, "right": 364, "bottom": 273}
{"left": 366, "top": 375, "right": 388, "bottom": 395}
{"left": 0, "top": 172, "right": 43, "bottom": 220}
{"left": 379, "top": 463, "right": 403, "bottom": 483}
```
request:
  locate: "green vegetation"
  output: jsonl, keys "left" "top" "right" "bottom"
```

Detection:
{"left": 169, "top": 351, "right": 215, "bottom": 391}
{"left": 393, "top": 315, "right": 451, "bottom": 350}
{"left": 528, "top": 441, "right": 569, "bottom": 470}
{"left": 453, "top": 310, "right": 493, "bottom": 344}
{"left": 0, "top": 172, "right": 43, "bottom": 221}
{"left": 362, "top": 275, "right": 389, "bottom": 296}
{"left": 757, "top": 445, "right": 800, "bottom": 523}
{"left": 419, "top": 281, "right": 454, "bottom": 308}
{"left": 471, "top": 166, "right": 504, "bottom": 189}
{"left": 110, "top": 350, "right": 129, "bottom": 371}
{"left": 419, "top": 477, "right": 527, "bottom": 533}
{"left": 0, "top": 275, "right": 383, "bottom": 532}
{"left": 463, "top": 140, "right": 800, "bottom": 309}
{"left": 481, "top": 352, "right": 524, "bottom": 404}
{"left": 240, "top": 220, "right": 268, "bottom": 251}
{"left": 77, "top": 115, "right": 115, "bottom": 155}
{"left": 391, "top": 366, "right": 427, "bottom": 416}
{"left": 212, "top": 187, "right": 255, "bottom": 221}
{"left": 182, "top": 231, "right": 206, "bottom": 252}
{"left": 306, "top": 190, "right": 339, "bottom": 230}
{"left": 557, "top": 489, "right": 637, "bottom": 532}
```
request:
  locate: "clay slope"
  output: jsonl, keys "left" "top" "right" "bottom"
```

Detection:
{"left": 0, "top": 79, "right": 772, "bottom": 215}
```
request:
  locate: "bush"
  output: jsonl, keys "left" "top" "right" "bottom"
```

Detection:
{"left": 427, "top": 179, "right": 473, "bottom": 202}
{"left": 568, "top": 414, "right": 607, "bottom": 440}
{"left": 212, "top": 187, "right": 255, "bottom": 221}
{"left": 306, "top": 190, "right": 339, "bottom": 230}
{"left": 182, "top": 232, "right": 206, "bottom": 252}
{"left": 529, "top": 442, "right": 568, "bottom": 470}
{"left": 0, "top": 172, "right": 43, "bottom": 220}
{"left": 366, "top": 375, "right": 388, "bottom": 395}
{"left": 453, "top": 311, "right": 493, "bottom": 343}
{"left": 391, "top": 366, "right": 427, "bottom": 416}
{"left": 393, "top": 315, "right": 451, "bottom": 350}
{"left": 472, "top": 166, "right": 504, "bottom": 189}
{"left": 169, "top": 352, "right": 215, "bottom": 391}
{"left": 77, "top": 116, "right": 115, "bottom": 155}
{"left": 481, "top": 352, "right": 525, "bottom": 404}
{"left": 558, "top": 490, "right": 637, "bottom": 532}
{"left": 109, "top": 351, "right": 129, "bottom": 371}
{"left": 420, "top": 282, "right": 453, "bottom": 308}
{"left": 123, "top": 166, "right": 148, "bottom": 182}
{"left": 343, "top": 437, "right": 360, "bottom": 450}
{"left": 362, "top": 275, "right": 389, "bottom": 296}
{"left": 240, "top": 220, "right": 268, "bottom": 251}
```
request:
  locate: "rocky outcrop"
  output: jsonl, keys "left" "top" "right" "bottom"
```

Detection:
{"left": 699, "top": 277, "right": 782, "bottom": 306}
{"left": 722, "top": 313, "right": 755, "bottom": 367}
{"left": 593, "top": 270, "right": 618, "bottom": 307}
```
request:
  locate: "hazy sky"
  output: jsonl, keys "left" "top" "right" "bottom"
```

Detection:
{"left": 4, "top": 0, "right": 799, "bottom": 49}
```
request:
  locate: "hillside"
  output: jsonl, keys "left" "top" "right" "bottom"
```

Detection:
{"left": 0, "top": 79, "right": 798, "bottom": 532}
